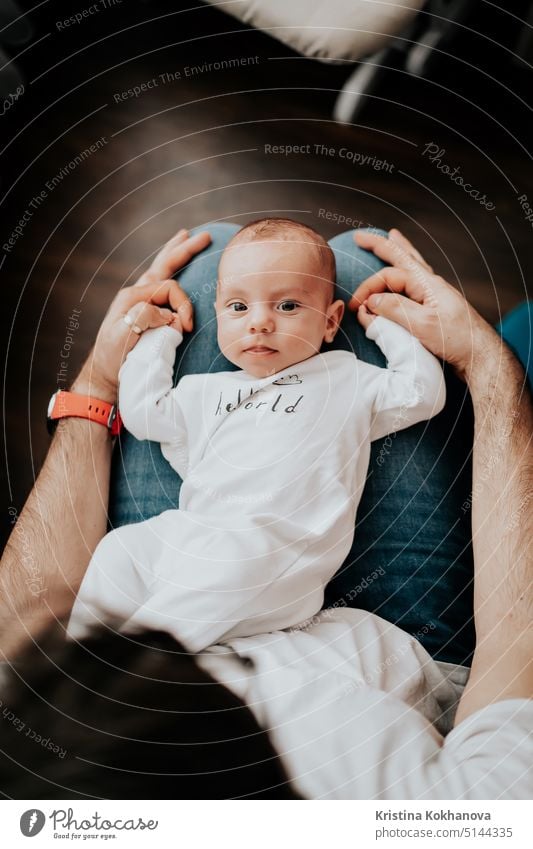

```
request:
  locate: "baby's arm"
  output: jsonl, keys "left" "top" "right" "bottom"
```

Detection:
{"left": 364, "top": 315, "right": 446, "bottom": 441}
{"left": 118, "top": 325, "right": 188, "bottom": 462}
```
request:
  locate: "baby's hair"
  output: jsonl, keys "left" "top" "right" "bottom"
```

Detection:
{"left": 224, "top": 217, "right": 336, "bottom": 295}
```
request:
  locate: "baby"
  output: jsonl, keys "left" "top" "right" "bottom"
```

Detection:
{"left": 68, "top": 219, "right": 446, "bottom": 650}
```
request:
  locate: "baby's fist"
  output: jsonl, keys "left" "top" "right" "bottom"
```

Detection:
{"left": 357, "top": 303, "right": 377, "bottom": 330}
{"left": 168, "top": 311, "right": 184, "bottom": 334}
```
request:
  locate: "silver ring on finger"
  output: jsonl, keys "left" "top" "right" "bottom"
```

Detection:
{"left": 123, "top": 313, "right": 143, "bottom": 334}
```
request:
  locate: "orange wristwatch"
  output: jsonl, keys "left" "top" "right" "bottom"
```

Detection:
{"left": 47, "top": 390, "right": 123, "bottom": 435}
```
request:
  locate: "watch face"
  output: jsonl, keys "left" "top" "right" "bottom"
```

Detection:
{"left": 47, "top": 391, "right": 58, "bottom": 418}
{"left": 46, "top": 391, "right": 60, "bottom": 435}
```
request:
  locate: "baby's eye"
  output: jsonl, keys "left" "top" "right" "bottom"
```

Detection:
{"left": 228, "top": 302, "right": 247, "bottom": 312}
{"left": 278, "top": 300, "right": 299, "bottom": 312}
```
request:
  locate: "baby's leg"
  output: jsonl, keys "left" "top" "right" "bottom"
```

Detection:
{"left": 114, "top": 509, "right": 314, "bottom": 652}
{"left": 70, "top": 508, "right": 311, "bottom": 649}
{"left": 67, "top": 521, "right": 158, "bottom": 639}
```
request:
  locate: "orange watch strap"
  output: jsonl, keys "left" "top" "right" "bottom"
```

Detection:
{"left": 49, "top": 391, "right": 123, "bottom": 435}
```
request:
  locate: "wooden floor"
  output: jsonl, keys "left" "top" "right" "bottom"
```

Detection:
{"left": 2, "top": 1, "right": 532, "bottom": 545}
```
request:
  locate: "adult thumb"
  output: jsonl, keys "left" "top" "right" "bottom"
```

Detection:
{"left": 366, "top": 292, "right": 425, "bottom": 336}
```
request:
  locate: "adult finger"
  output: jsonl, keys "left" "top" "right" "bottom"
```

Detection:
{"left": 131, "top": 230, "right": 212, "bottom": 331}
{"left": 136, "top": 228, "right": 189, "bottom": 284}
{"left": 150, "top": 230, "right": 212, "bottom": 280}
{"left": 364, "top": 292, "right": 428, "bottom": 336}
{"left": 354, "top": 229, "right": 427, "bottom": 275}
{"left": 389, "top": 229, "right": 433, "bottom": 272}
{"left": 93, "top": 302, "right": 175, "bottom": 378}
{"left": 349, "top": 267, "right": 419, "bottom": 310}
{"left": 120, "top": 278, "right": 194, "bottom": 332}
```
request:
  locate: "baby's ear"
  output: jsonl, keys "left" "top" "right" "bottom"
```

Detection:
{"left": 324, "top": 298, "right": 345, "bottom": 343}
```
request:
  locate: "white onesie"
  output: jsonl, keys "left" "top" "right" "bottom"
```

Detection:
{"left": 68, "top": 316, "right": 445, "bottom": 650}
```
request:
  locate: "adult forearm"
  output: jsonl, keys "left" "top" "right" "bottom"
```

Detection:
{"left": 456, "top": 323, "right": 532, "bottom": 721}
{"left": 347, "top": 229, "right": 532, "bottom": 717}
{"left": 465, "top": 324, "right": 532, "bottom": 636}
{"left": 0, "top": 367, "right": 114, "bottom": 658}
{"left": 0, "top": 230, "right": 212, "bottom": 660}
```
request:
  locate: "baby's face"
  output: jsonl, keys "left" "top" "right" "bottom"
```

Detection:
{"left": 215, "top": 239, "right": 344, "bottom": 378}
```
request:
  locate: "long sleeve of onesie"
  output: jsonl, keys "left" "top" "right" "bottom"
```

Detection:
{"left": 364, "top": 316, "right": 446, "bottom": 441}
{"left": 118, "top": 325, "right": 188, "bottom": 477}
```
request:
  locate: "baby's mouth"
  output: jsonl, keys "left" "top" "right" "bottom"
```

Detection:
{"left": 244, "top": 345, "right": 278, "bottom": 354}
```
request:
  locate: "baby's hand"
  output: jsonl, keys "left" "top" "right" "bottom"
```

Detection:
{"left": 356, "top": 302, "right": 377, "bottom": 330}
{"left": 168, "top": 311, "right": 184, "bottom": 334}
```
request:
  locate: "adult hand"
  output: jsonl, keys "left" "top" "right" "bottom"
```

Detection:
{"left": 74, "top": 229, "right": 211, "bottom": 401}
{"left": 348, "top": 228, "right": 493, "bottom": 379}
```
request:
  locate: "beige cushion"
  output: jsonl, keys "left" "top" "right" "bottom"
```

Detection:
{"left": 216, "top": 0, "right": 425, "bottom": 61}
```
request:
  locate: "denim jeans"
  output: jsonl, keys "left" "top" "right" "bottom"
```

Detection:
{"left": 109, "top": 223, "right": 476, "bottom": 665}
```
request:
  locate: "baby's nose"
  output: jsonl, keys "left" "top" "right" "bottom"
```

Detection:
{"left": 248, "top": 305, "right": 274, "bottom": 333}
